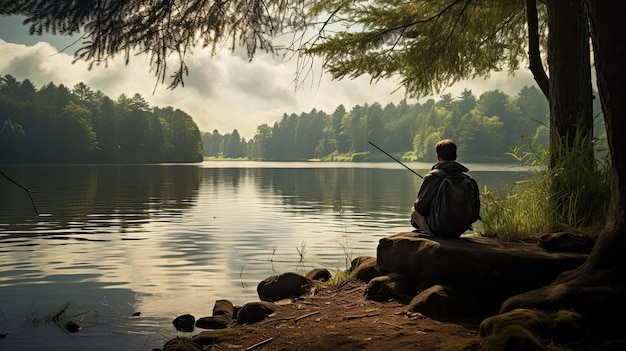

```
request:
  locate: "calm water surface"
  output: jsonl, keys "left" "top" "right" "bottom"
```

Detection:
{"left": 0, "top": 161, "right": 528, "bottom": 350}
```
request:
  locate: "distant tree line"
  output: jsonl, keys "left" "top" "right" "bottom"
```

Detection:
{"left": 0, "top": 75, "right": 204, "bottom": 163}
{"left": 204, "top": 86, "right": 603, "bottom": 163}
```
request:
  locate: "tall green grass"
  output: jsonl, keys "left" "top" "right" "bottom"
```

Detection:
{"left": 480, "top": 133, "right": 610, "bottom": 240}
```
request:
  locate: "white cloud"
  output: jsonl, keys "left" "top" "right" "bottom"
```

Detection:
{"left": 0, "top": 37, "right": 536, "bottom": 139}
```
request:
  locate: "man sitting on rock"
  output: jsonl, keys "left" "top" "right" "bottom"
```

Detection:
{"left": 410, "top": 139, "right": 480, "bottom": 238}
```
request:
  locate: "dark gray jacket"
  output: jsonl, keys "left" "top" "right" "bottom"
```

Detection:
{"left": 414, "top": 161, "right": 476, "bottom": 216}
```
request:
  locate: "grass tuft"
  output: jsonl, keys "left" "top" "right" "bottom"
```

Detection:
{"left": 480, "top": 133, "right": 610, "bottom": 240}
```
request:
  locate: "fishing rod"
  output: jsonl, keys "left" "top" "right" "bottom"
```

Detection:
{"left": 368, "top": 141, "right": 423, "bottom": 179}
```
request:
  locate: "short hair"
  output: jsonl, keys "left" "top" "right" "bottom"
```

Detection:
{"left": 436, "top": 139, "right": 457, "bottom": 161}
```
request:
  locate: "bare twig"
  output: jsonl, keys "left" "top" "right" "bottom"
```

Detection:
{"left": 0, "top": 169, "right": 39, "bottom": 215}
{"left": 244, "top": 337, "right": 273, "bottom": 351}
{"left": 258, "top": 316, "right": 296, "bottom": 325}
{"left": 379, "top": 321, "right": 403, "bottom": 329}
{"left": 294, "top": 311, "right": 320, "bottom": 322}
{"left": 343, "top": 312, "right": 380, "bottom": 320}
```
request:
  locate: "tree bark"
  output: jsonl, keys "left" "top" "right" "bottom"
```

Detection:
{"left": 547, "top": 0, "right": 594, "bottom": 168}
{"left": 584, "top": 0, "right": 626, "bottom": 272}
{"left": 500, "top": 0, "right": 626, "bottom": 330}
{"left": 544, "top": 0, "right": 596, "bottom": 229}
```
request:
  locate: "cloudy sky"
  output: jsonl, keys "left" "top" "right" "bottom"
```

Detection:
{"left": 0, "top": 15, "right": 535, "bottom": 139}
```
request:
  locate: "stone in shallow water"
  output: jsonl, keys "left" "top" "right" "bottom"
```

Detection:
{"left": 212, "top": 299, "right": 234, "bottom": 318}
{"left": 173, "top": 314, "right": 195, "bottom": 332}
{"left": 195, "top": 315, "right": 230, "bottom": 329}
{"left": 65, "top": 320, "right": 80, "bottom": 333}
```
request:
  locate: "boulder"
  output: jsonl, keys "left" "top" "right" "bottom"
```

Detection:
{"left": 364, "top": 273, "right": 414, "bottom": 302}
{"left": 172, "top": 314, "right": 195, "bottom": 332}
{"left": 349, "top": 256, "right": 382, "bottom": 282}
{"left": 306, "top": 268, "right": 332, "bottom": 282}
{"left": 257, "top": 272, "right": 313, "bottom": 302}
{"left": 191, "top": 329, "right": 239, "bottom": 346}
{"left": 236, "top": 301, "right": 278, "bottom": 325}
{"left": 195, "top": 315, "right": 230, "bottom": 329}
{"left": 212, "top": 299, "right": 234, "bottom": 319}
{"left": 377, "top": 233, "right": 588, "bottom": 315}
{"left": 406, "top": 284, "right": 477, "bottom": 319}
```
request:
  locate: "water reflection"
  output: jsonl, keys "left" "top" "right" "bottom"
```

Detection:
{"left": 1, "top": 164, "right": 201, "bottom": 235}
{"left": 0, "top": 162, "right": 529, "bottom": 350}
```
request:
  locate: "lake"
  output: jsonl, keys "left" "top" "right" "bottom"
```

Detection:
{"left": 0, "top": 161, "right": 528, "bottom": 350}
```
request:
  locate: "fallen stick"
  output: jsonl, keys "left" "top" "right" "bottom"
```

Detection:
{"left": 294, "top": 311, "right": 320, "bottom": 322}
{"left": 258, "top": 316, "right": 296, "bottom": 325}
{"left": 380, "top": 321, "right": 403, "bottom": 329}
{"left": 244, "top": 337, "right": 273, "bottom": 351}
{"left": 0, "top": 169, "right": 39, "bottom": 215}
{"left": 344, "top": 312, "right": 381, "bottom": 320}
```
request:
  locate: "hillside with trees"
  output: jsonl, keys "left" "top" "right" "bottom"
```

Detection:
{"left": 203, "top": 86, "right": 603, "bottom": 163}
{"left": 1, "top": 75, "right": 603, "bottom": 165}
{"left": 0, "top": 75, "right": 204, "bottom": 163}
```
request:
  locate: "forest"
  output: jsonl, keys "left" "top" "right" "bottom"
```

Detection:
{"left": 204, "top": 85, "right": 604, "bottom": 163}
{"left": 0, "top": 74, "right": 204, "bottom": 163}
{"left": 1, "top": 74, "right": 604, "bottom": 164}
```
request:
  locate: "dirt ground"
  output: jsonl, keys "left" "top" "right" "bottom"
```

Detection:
{"left": 212, "top": 279, "right": 485, "bottom": 351}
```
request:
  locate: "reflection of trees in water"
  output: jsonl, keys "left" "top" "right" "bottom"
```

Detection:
{"left": 246, "top": 168, "right": 423, "bottom": 218}
{"left": 0, "top": 165, "right": 201, "bottom": 234}
{"left": 197, "top": 167, "right": 424, "bottom": 220}
{"left": 201, "top": 167, "right": 245, "bottom": 190}
{"left": 237, "top": 167, "right": 528, "bottom": 221}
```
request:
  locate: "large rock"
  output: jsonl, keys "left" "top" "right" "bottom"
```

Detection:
{"left": 257, "top": 272, "right": 313, "bottom": 302}
{"left": 195, "top": 315, "right": 230, "bottom": 329}
{"left": 191, "top": 329, "right": 239, "bottom": 346}
{"left": 349, "top": 256, "right": 382, "bottom": 282}
{"left": 212, "top": 299, "right": 234, "bottom": 319}
{"left": 237, "top": 301, "right": 278, "bottom": 325}
{"left": 406, "top": 284, "right": 474, "bottom": 318}
{"left": 377, "top": 233, "right": 588, "bottom": 316}
{"left": 172, "top": 314, "right": 195, "bottom": 332}
{"left": 364, "top": 273, "right": 414, "bottom": 302}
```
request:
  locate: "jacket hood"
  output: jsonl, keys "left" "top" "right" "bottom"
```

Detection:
{"left": 431, "top": 160, "right": 469, "bottom": 173}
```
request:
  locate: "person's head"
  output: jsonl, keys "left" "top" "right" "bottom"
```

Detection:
{"left": 435, "top": 139, "right": 457, "bottom": 161}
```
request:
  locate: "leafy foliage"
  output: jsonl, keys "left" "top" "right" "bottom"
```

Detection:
{"left": 0, "top": 0, "right": 306, "bottom": 88}
{"left": 203, "top": 85, "right": 557, "bottom": 162}
{"left": 302, "top": 0, "right": 533, "bottom": 98}
{"left": 0, "top": 74, "right": 204, "bottom": 163}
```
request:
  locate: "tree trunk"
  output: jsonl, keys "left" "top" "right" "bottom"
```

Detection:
{"left": 584, "top": 0, "right": 626, "bottom": 272}
{"left": 545, "top": 0, "right": 595, "bottom": 228}
{"left": 499, "top": 0, "right": 626, "bottom": 331}
{"left": 547, "top": 0, "right": 594, "bottom": 166}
